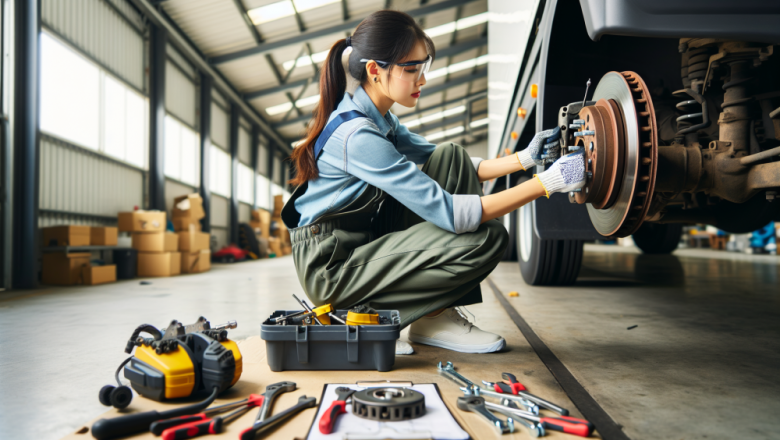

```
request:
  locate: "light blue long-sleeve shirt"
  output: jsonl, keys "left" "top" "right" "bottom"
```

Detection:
{"left": 295, "top": 86, "right": 484, "bottom": 234}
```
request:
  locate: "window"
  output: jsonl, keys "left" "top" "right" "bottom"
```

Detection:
{"left": 238, "top": 163, "right": 254, "bottom": 204}
{"left": 165, "top": 115, "right": 200, "bottom": 186}
{"left": 256, "top": 174, "right": 270, "bottom": 210}
{"left": 41, "top": 32, "right": 148, "bottom": 167}
{"left": 210, "top": 146, "right": 231, "bottom": 197}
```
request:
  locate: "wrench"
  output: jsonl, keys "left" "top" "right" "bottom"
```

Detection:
{"left": 438, "top": 362, "right": 539, "bottom": 413}
{"left": 484, "top": 401, "right": 594, "bottom": 438}
{"left": 487, "top": 404, "right": 545, "bottom": 438}
{"left": 457, "top": 396, "right": 514, "bottom": 434}
{"left": 255, "top": 381, "right": 297, "bottom": 422}
{"left": 239, "top": 395, "right": 317, "bottom": 440}
{"left": 501, "top": 373, "right": 570, "bottom": 416}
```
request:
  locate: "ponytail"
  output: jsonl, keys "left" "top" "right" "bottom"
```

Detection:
{"left": 289, "top": 38, "right": 348, "bottom": 186}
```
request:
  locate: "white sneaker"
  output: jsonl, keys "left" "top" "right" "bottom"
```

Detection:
{"left": 408, "top": 308, "right": 506, "bottom": 353}
{"left": 395, "top": 340, "right": 414, "bottom": 355}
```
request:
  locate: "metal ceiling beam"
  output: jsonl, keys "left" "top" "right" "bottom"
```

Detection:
{"left": 248, "top": 36, "right": 486, "bottom": 101}
{"left": 212, "top": 0, "right": 480, "bottom": 65}
{"left": 130, "top": 0, "right": 292, "bottom": 154}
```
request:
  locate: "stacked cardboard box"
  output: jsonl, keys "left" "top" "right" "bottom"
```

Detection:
{"left": 271, "top": 195, "right": 292, "bottom": 256}
{"left": 41, "top": 225, "right": 119, "bottom": 286}
{"left": 172, "top": 194, "right": 211, "bottom": 274}
{"left": 118, "top": 210, "right": 179, "bottom": 277}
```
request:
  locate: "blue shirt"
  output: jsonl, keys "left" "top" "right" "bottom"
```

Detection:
{"left": 295, "top": 86, "right": 484, "bottom": 234}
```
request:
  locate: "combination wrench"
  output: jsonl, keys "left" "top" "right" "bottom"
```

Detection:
{"left": 457, "top": 396, "right": 514, "bottom": 434}
{"left": 437, "top": 362, "right": 539, "bottom": 414}
{"left": 239, "top": 395, "right": 317, "bottom": 440}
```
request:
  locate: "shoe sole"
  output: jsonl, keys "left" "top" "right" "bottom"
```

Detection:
{"left": 407, "top": 333, "right": 506, "bottom": 354}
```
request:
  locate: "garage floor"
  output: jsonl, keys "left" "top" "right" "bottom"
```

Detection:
{"left": 1, "top": 245, "right": 778, "bottom": 439}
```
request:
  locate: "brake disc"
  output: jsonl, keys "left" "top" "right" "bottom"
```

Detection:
{"left": 574, "top": 71, "right": 658, "bottom": 237}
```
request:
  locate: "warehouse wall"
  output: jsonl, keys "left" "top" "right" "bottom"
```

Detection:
{"left": 211, "top": 195, "right": 229, "bottom": 249}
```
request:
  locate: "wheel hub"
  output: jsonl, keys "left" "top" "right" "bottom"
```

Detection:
{"left": 570, "top": 71, "right": 658, "bottom": 237}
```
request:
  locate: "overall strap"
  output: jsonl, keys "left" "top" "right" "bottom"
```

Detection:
{"left": 313, "top": 110, "right": 367, "bottom": 159}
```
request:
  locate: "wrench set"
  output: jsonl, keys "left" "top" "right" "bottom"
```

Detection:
{"left": 439, "top": 361, "right": 594, "bottom": 437}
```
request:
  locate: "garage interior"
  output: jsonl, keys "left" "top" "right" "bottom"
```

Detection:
{"left": 0, "top": 1, "right": 778, "bottom": 440}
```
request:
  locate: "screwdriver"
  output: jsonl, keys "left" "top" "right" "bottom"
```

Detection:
{"left": 484, "top": 401, "right": 594, "bottom": 437}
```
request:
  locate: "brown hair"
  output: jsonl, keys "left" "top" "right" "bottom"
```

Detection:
{"left": 289, "top": 10, "right": 435, "bottom": 186}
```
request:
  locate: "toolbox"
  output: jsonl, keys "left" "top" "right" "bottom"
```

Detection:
{"left": 261, "top": 309, "right": 400, "bottom": 372}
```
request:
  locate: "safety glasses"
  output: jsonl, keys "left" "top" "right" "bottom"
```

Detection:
{"left": 360, "top": 55, "right": 432, "bottom": 83}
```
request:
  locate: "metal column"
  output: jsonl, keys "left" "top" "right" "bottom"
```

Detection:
{"left": 251, "top": 125, "right": 260, "bottom": 209}
{"left": 199, "top": 74, "right": 212, "bottom": 232}
{"left": 229, "top": 103, "right": 239, "bottom": 244}
{"left": 12, "top": 0, "right": 40, "bottom": 289}
{"left": 148, "top": 23, "right": 166, "bottom": 211}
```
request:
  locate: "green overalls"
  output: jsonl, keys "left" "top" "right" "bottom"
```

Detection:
{"left": 282, "top": 135, "right": 509, "bottom": 329}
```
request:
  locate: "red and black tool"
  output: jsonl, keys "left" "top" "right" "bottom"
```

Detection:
{"left": 150, "top": 394, "right": 264, "bottom": 436}
{"left": 318, "top": 387, "right": 356, "bottom": 434}
{"left": 484, "top": 401, "right": 595, "bottom": 437}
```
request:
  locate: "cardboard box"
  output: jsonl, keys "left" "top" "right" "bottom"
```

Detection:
{"left": 132, "top": 232, "right": 165, "bottom": 252}
{"left": 273, "top": 217, "right": 290, "bottom": 244}
{"left": 169, "top": 252, "right": 181, "bottom": 276}
{"left": 172, "top": 216, "right": 202, "bottom": 232}
{"left": 273, "top": 194, "right": 284, "bottom": 217}
{"left": 137, "top": 252, "right": 176, "bottom": 277}
{"left": 182, "top": 250, "right": 211, "bottom": 274}
{"left": 82, "top": 265, "right": 116, "bottom": 285}
{"left": 42, "top": 252, "right": 91, "bottom": 285}
{"left": 118, "top": 211, "right": 166, "bottom": 232}
{"left": 179, "top": 229, "right": 210, "bottom": 252}
{"left": 164, "top": 233, "right": 179, "bottom": 252}
{"left": 173, "top": 193, "right": 205, "bottom": 220}
{"left": 42, "top": 225, "right": 91, "bottom": 247}
{"left": 254, "top": 209, "right": 272, "bottom": 238}
{"left": 90, "top": 227, "right": 118, "bottom": 246}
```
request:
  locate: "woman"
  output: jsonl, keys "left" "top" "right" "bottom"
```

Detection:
{"left": 281, "top": 10, "right": 585, "bottom": 354}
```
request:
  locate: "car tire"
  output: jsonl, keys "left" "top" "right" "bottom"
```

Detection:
{"left": 516, "top": 203, "right": 583, "bottom": 286}
{"left": 632, "top": 223, "right": 682, "bottom": 254}
{"left": 502, "top": 212, "right": 518, "bottom": 262}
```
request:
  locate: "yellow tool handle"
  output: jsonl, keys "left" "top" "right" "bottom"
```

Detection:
{"left": 345, "top": 311, "right": 380, "bottom": 326}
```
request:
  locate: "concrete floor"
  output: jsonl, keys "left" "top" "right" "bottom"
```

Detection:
{"left": 1, "top": 245, "right": 778, "bottom": 439}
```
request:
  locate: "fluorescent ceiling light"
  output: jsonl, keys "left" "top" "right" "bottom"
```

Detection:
{"left": 248, "top": 0, "right": 339, "bottom": 25}
{"left": 265, "top": 94, "right": 320, "bottom": 116}
{"left": 427, "top": 126, "right": 464, "bottom": 141}
{"left": 403, "top": 106, "right": 466, "bottom": 128}
{"left": 425, "top": 12, "right": 489, "bottom": 38}
{"left": 469, "top": 118, "right": 489, "bottom": 128}
{"left": 281, "top": 12, "right": 489, "bottom": 72}
{"left": 426, "top": 54, "right": 489, "bottom": 80}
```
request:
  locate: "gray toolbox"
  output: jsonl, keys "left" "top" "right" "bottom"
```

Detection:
{"left": 261, "top": 309, "right": 400, "bottom": 371}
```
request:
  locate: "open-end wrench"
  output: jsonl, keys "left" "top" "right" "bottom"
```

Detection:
{"left": 457, "top": 396, "right": 514, "bottom": 434}
{"left": 484, "top": 401, "right": 594, "bottom": 437}
{"left": 487, "top": 404, "right": 545, "bottom": 438}
{"left": 501, "top": 373, "right": 570, "bottom": 416}
{"left": 438, "top": 362, "right": 539, "bottom": 414}
{"left": 239, "top": 395, "right": 317, "bottom": 440}
{"left": 255, "top": 381, "right": 297, "bottom": 423}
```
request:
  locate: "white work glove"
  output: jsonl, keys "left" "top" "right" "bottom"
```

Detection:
{"left": 535, "top": 151, "right": 586, "bottom": 197}
{"left": 516, "top": 126, "right": 561, "bottom": 170}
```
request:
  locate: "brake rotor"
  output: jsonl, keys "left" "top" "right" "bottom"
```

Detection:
{"left": 573, "top": 71, "right": 658, "bottom": 237}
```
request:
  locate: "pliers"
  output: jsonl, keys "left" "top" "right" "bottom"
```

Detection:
{"left": 151, "top": 394, "right": 265, "bottom": 439}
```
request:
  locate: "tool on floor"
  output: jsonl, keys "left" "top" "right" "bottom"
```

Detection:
{"left": 456, "top": 396, "right": 514, "bottom": 434}
{"left": 319, "top": 387, "right": 356, "bottom": 434}
{"left": 255, "top": 381, "right": 297, "bottom": 422}
{"left": 150, "top": 394, "right": 264, "bottom": 435}
{"left": 487, "top": 404, "right": 545, "bottom": 438}
{"left": 352, "top": 387, "right": 426, "bottom": 421}
{"left": 483, "top": 401, "right": 594, "bottom": 437}
{"left": 482, "top": 372, "right": 568, "bottom": 415}
{"left": 91, "top": 317, "right": 242, "bottom": 440}
{"left": 437, "top": 362, "right": 538, "bottom": 414}
{"left": 239, "top": 395, "right": 317, "bottom": 440}
{"left": 159, "top": 395, "right": 264, "bottom": 440}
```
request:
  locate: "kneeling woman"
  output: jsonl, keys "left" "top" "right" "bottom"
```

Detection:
{"left": 281, "top": 10, "right": 585, "bottom": 354}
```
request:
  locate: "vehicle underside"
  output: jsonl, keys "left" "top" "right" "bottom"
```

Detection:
{"left": 499, "top": 0, "right": 780, "bottom": 285}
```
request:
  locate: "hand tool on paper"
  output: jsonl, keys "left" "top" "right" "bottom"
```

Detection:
{"left": 484, "top": 401, "right": 594, "bottom": 437}
{"left": 456, "top": 396, "right": 514, "bottom": 434}
{"left": 437, "top": 362, "right": 538, "bottom": 414}
{"left": 150, "top": 394, "right": 264, "bottom": 435}
{"left": 159, "top": 398, "right": 263, "bottom": 440}
{"left": 319, "top": 387, "right": 356, "bottom": 434}
{"left": 481, "top": 375, "right": 569, "bottom": 416}
{"left": 254, "top": 381, "right": 297, "bottom": 422}
{"left": 487, "top": 404, "right": 545, "bottom": 438}
{"left": 239, "top": 395, "right": 317, "bottom": 440}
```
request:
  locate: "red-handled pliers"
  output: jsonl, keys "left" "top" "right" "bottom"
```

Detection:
{"left": 318, "top": 387, "right": 356, "bottom": 434}
{"left": 157, "top": 394, "right": 265, "bottom": 440}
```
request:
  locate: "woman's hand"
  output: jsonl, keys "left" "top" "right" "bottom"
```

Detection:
{"left": 534, "top": 151, "right": 586, "bottom": 197}
{"left": 516, "top": 127, "right": 561, "bottom": 170}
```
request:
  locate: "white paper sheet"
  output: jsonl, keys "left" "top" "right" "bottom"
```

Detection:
{"left": 306, "top": 384, "right": 469, "bottom": 440}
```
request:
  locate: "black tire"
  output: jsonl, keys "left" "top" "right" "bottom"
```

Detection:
{"left": 516, "top": 204, "right": 583, "bottom": 285}
{"left": 502, "top": 212, "right": 518, "bottom": 261}
{"left": 98, "top": 385, "right": 115, "bottom": 406}
{"left": 632, "top": 223, "right": 682, "bottom": 254}
{"left": 109, "top": 385, "right": 132, "bottom": 409}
